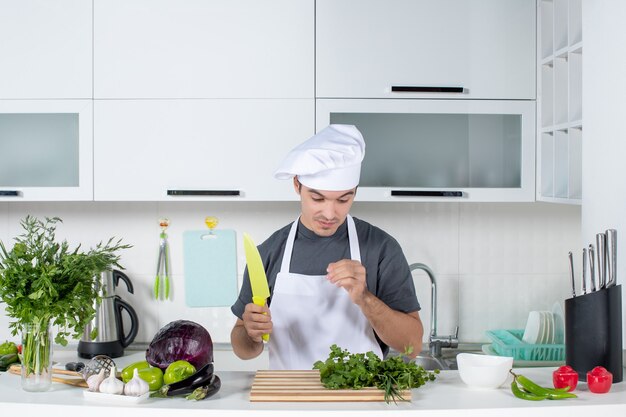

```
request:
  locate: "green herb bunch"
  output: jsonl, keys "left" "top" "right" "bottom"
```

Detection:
{"left": 313, "top": 344, "right": 439, "bottom": 403}
{"left": 0, "top": 215, "right": 131, "bottom": 346}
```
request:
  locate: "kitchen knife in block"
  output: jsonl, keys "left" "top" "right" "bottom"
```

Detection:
{"left": 243, "top": 232, "right": 270, "bottom": 342}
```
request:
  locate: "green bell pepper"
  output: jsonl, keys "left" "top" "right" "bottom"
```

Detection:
{"left": 163, "top": 360, "right": 196, "bottom": 385}
{"left": 138, "top": 367, "right": 164, "bottom": 391}
{"left": 0, "top": 341, "right": 18, "bottom": 356}
{"left": 121, "top": 360, "right": 151, "bottom": 383}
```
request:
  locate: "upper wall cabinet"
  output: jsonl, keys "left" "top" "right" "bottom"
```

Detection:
{"left": 0, "top": 0, "right": 92, "bottom": 99}
{"left": 316, "top": 0, "right": 536, "bottom": 100}
{"left": 0, "top": 100, "right": 93, "bottom": 201}
{"left": 94, "top": 0, "right": 314, "bottom": 99}
{"left": 317, "top": 99, "right": 536, "bottom": 202}
{"left": 94, "top": 99, "right": 313, "bottom": 201}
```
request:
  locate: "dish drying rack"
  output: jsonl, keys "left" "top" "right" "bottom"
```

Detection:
{"left": 485, "top": 329, "right": 565, "bottom": 362}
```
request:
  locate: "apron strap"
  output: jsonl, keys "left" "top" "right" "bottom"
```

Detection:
{"left": 280, "top": 215, "right": 361, "bottom": 274}
{"left": 279, "top": 219, "right": 299, "bottom": 273}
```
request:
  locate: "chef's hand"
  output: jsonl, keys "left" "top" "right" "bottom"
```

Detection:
{"left": 242, "top": 302, "right": 272, "bottom": 343}
{"left": 326, "top": 259, "right": 369, "bottom": 305}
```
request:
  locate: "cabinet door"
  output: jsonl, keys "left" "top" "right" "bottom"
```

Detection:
{"left": 317, "top": 0, "right": 536, "bottom": 100}
{"left": 94, "top": 99, "right": 314, "bottom": 201}
{"left": 317, "top": 99, "right": 535, "bottom": 202}
{"left": 0, "top": 100, "right": 93, "bottom": 201}
{"left": 0, "top": 0, "right": 92, "bottom": 99}
{"left": 94, "top": 0, "right": 314, "bottom": 99}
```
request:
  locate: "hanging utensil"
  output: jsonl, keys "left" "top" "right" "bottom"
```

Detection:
{"left": 154, "top": 218, "right": 171, "bottom": 300}
{"left": 568, "top": 251, "right": 576, "bottom": 298}
{"left": 589, "top": 244, "right": 597, "bottom": 292}
{"left": 606, "top": 229, "right": 617, "bottom": 288}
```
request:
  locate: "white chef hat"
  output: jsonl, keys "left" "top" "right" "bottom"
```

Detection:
{"left": 274, "top": 124, "right": 366, "bottom": 191}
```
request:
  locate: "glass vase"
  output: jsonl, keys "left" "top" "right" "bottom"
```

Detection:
{"left": 20, "top": 321, "right": 53, "bottom": 392}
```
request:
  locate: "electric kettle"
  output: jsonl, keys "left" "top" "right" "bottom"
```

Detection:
{"left": 78, "top": 270, "right": 139, "bottom": 359}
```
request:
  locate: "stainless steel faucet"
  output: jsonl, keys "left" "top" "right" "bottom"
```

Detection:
{"left": 410, "top": 263, "right": 459, "bottom": 358}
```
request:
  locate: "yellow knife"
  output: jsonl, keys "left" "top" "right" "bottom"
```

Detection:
{"left": 243, "top": 232, "right": 270, "bottom": 342}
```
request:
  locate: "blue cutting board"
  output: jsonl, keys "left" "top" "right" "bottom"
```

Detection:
{"left": 183, "top": 229, "right": 237, "bottom": 307}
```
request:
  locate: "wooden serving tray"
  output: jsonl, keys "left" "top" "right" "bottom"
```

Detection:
{"left": 250, "top": 370, "right": 411, "bottom": 402}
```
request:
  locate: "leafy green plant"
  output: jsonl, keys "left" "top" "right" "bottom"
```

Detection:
{"left": 0, "top": 216, "right": 130, "bottom": 376}
{"left": 313, "top": 344, "right": 439, "bottom": 403}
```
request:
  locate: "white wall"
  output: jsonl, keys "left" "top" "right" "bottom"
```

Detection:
{"left": 582, "top": 1, "right": 626, "bottom": 341}
{"left": 0, "top": 201, "right": 580, "bottom": 347}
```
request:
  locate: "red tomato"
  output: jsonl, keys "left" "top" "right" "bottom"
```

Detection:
{"left": 553, "top": 365, "right": 578, "bottom": 391}
{"left": 17, "top": 344, "right": 22, "bottom": 355}
{"left": 587, "top": 366, "right": 613, "bottom": 394}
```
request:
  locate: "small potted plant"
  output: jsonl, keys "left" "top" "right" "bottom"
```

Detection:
{"left": 0, "top": 215, "right": 130, "bottom": 391}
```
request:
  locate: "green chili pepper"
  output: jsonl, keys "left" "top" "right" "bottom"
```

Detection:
{"left": 513, "top": 372, "right": 577, "bottom": 399}
{"left": 511, "top": 379, "right": 548, "bottom": 401}
{"left": 509, "top": 371, "right": 577, "bottom": 401}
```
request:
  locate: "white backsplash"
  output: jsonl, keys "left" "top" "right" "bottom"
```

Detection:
{"left": 0, "top": 201, "right": 580, "bottom": 347}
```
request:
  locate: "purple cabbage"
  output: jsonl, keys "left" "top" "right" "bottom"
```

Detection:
{"left": 146, "top": 320, "right": 213, "bottom": 370}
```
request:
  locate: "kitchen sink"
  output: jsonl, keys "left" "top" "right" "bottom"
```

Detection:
{"left": 390, "top": 346, "right": 484, "bottom": 371}
{"left": 413, "top": 355, "right": 448, "bottom": 371}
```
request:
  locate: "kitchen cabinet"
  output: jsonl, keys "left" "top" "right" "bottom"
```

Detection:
{"left": 94, "top": 0, "right": 314, "bottom": 99}
{"left": 317, "top": 99, "right": 536, "bottom": 202}
{"left": 94, "top": 99, "right": 313, "bottom": 201}
{"left": 0, "top": 0, "right": 92, "bottom": 99}
{"left": 316, "top": 0, "right": 536, "bottom": 100}
{"left": 537, "top": 0, "right": 582, "bottom": 204}
{"left": 0, "top": 100, "right": 93, "bottom": 201}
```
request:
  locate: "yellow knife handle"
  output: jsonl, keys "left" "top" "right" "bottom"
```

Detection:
{"left": 252, "top": 296, "right": 270, "bottom": 342}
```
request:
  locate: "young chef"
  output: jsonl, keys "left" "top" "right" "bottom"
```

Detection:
{"left": 230, "top": 124, "right": 424, "bottom": 370}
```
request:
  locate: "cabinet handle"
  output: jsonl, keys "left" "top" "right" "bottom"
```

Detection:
{"left": 0, "top": 190, "right": 21, "bottom": 197}
{"left": 391, "top": 86, "right": 464, "bottom": 93}
{"left": 167, "top": 190, "right": 241, "bottom": 197}
{"left": 391, "top": 190, "right": 463, "bottom": 197}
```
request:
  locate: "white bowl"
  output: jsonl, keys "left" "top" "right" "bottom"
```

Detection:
{"left": 456, "top": 353, "right": 513, "bottom": 389}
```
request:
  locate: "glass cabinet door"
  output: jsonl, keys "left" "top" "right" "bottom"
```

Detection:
{"left": 316, "top": 99, "right": 535, "bottom": 202}
{"left": 0, "top": 100, "right": 93, "bottom": 201}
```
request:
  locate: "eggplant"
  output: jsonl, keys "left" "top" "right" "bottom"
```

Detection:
{"left": 153, "top": 362, "right": 214, "bottom": 397}
{"left": 185, "top": 375, "right": 221, "bottom": 401}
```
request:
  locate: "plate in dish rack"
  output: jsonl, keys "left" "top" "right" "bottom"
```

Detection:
{"left": 83, "top": 390, "right": 150, "bottom": 404}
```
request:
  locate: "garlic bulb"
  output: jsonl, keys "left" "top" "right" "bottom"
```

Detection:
{"left": 124, "top": 368, "right": 149, "bottom": 397}
{"left": 98, "top": 366, "right": 124, "bottom": 395}
{"left": 87, "top": 368, "right": 106, "bottom": 392}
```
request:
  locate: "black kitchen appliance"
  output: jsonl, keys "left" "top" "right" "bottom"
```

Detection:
{"left": 77, "top": 270, "right": 139, "bottom": 359}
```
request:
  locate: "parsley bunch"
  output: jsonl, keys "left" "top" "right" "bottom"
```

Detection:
{"left": 0, "top": 216, "right": 131, "bottom": 345}
{"left": 313, "top": 344, "right": 439, "bottom": 403}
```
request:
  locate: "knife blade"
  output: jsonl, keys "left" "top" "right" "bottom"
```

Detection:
{"left": 568, "top": 251, "right": 576, "bottom": 298}
{"left": 582, "top": 248, "right": 587, "bottom": 295}
{"left": 606, "top": 229, "right": 617, "bottom": 287}
{"left": 589, "top": 244, "right": 597, "bottom": 292}
{"left": 596, "top": 233, "right": 607, "bottom": 289}
{"left": 243, "top": 232, "right": 270, "bottom": 342}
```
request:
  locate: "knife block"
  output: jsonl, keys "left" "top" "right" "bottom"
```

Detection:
{"left": 564, "top": 285, "right": 622, "bottom": 382}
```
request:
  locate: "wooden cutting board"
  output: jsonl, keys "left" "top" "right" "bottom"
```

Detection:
{"left": 250, "top": 370, "right": 411, "bottom": 402}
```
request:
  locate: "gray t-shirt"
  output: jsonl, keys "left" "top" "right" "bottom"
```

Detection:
{"left": 231, "top": 216, "right": 420, "bottom": 357}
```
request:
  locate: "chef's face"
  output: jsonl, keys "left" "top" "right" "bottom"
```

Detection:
{"left": 294, "top": 177, "right": 356, "bottom": 237}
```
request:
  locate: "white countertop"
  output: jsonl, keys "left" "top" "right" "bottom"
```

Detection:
{"left": 2, "top": 350, "right": 626, "bottom": 417}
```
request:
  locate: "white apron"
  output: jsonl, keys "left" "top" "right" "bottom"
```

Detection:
{"left": 268, "top": 215, "right": 383, "bottom": 370}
